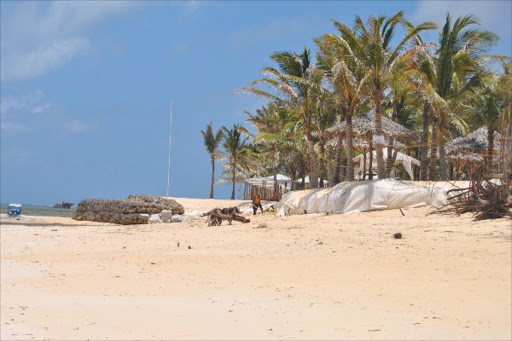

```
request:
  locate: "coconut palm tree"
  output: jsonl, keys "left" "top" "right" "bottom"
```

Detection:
{"left": 466, "top": 64, "right": 512, "bottom": 172}
{"left": 311, "top": 91, "right": 338, "bottom": 186}
{"left": 345, "top": 12, "right": 437, "bottom": 178}
{"left": 433, "top": 14, "right": 499, "bottom": 179}
{"left": 220, "top": 124, "right": 253, "bottom": 200}
{"left": 238, "top": 48, "right": 324, "bottom": 188}
{"left": 244, "top": 102, "right": 291, "bottom": 199}
{"left": 200, "top": 122, "right": 223, "bottom": 199}
{"left": 316, "top": 28, "right": 368, "bottom": 182}
{"left": 407, "top": 44, "right": 445, "bottom": 180}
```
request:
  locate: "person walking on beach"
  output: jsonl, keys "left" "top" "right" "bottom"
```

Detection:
{"left": 252, "top": 195, "right": 263, "bottom": 215}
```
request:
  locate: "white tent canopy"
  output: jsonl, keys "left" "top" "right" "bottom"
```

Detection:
{"left": 353, "top": 150, "right": 420, "bottom": 180}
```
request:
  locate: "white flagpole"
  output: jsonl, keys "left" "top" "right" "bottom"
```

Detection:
{"left": 167, "top": 102, "right": 173, "bottom": 197}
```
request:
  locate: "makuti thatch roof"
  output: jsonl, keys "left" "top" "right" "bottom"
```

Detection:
{"left": 446, "top": 126, "right": 502, "bottom": 154}
{"left": 326, "top": 136, "right": 406, "bottom": 150}
{"left": 326, "top": 110, "right": 418, "bottom": 140}
{"left": 426, "top": 127, "right": 502, "bottom": 162}
{"left": 444, "top": 126, "right": 502, "bottom": 162}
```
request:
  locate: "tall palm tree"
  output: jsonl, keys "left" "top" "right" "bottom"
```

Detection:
{"left": 316, "top": 27, "right": 368, "bottom": 182}
{"left": 201, "top": 122, "right": 223, "bottom": 199}
{"left": 221, "top": 124, "right": 252, "bottom": 200}
{"left": 347, "top": 12, "right": 437, "bottom": 178}
{"left": 238, "top": 48, "right": 324, "bottom": 188}
{"left": 466, "top": 64, "right": 511, "bottom": 172}
{"left": 245, "top": 102, "right": 290, "bottom": 199}
{"left": 408, "top": 44, "right": 445, "bottom": 180}
{"left": 311, "top": 91, "right": 338, "bottom": 186}
{"left": 433, "top": 14, "right": 499, "bottom": 179}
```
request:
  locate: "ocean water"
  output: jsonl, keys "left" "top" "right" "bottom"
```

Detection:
{"left": 1, "top": 204, "right": 76, "bottom": 218}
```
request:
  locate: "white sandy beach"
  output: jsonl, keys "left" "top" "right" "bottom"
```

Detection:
{"left": 1, "top": 198, "right": 511, "bottom": 340}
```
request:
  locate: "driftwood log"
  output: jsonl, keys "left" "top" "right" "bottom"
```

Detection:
{"left": 73, "top": 195, "right": 184, "bottom": 225}
{"left": 202, "top": 207, "right": 250, "bottom": 226}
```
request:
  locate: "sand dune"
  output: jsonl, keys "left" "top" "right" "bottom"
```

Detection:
{"left": 1, "top": 198, "right": 511, "bottom": 340}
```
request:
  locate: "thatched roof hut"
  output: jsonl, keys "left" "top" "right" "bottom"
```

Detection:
{"left": 326, "top": 136, "right": 406, "bottom": 151}
{"left": 443, "top": 127, "right": 503, "bottom": 180}
{"left": 326, "top": 110, "right": 417, "bottom": 140}
{"left": 446, "top": 126, "right": 502, "bottom": 157}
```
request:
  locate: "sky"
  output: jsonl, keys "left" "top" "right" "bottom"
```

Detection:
{"left": 1, "top": 0, "right": 511, "bottom": 205}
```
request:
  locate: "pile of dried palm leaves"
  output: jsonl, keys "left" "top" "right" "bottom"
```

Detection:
{"left": 434, "top": 168, "right": 512, "bottom": 221}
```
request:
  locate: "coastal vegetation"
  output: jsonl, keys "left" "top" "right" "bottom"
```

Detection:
{"left": 203, "top": 12, "right": 511, "bottom": 197}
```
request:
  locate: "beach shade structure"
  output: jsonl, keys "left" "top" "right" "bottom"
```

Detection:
{"left": 243, "top": 174, "right": 292, "bottom": 201}
{"left": 444, "top": 127, "right": 503, "bottom": 179}
{"left": 326, "top": 110, "right": 417, "bottom": 179}
{"left": 353, "top": 150, "right": 420, "bottom": 180}
{"left": 326, "top": 110, "right": 418, "bottom": 139}
{"left": 326, "top": 136, "right": 406, "bottom": 151}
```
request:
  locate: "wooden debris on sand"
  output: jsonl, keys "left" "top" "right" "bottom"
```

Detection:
{"left": 201, "top": 207, "right": 250, "bottom": 226}
{"left": 433, "top": 167, "right": 512, "bottom": 221}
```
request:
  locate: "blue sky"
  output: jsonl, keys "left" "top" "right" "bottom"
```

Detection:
{"left": 1, "top": 0, "right": 511, "bottom": 205}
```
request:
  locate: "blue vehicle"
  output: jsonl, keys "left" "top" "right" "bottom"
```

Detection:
{"left": 7, "top": 204, "right": 22, "bottom": 217}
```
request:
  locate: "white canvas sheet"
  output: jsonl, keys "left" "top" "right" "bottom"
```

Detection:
{"left": 275, "top": 179, "right": 460, "bottom": 216}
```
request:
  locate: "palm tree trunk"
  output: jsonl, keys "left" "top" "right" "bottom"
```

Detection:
{"left": 333, "top": 133, "right": 344, "bottom": 185}
{"left": 346, "top": 113, "right": 354, "bottom": 181}
{"left": 438, "top": 126, "right": 448, "bottom": 180}
{"left": 505, "top": 123, "right": 511, "bottom": 184}
{"left": 272, "top": 146, "right": 278, "bottom": 201}
{"left": 327, "top": 148, "right": 335, "bottom": 186}
{"left": 362, "top": 149, "right": 367, "bottom": 180}
{"left": 210, "top": 156, "right": 215, "bottom": 199}
{"left": 231, "top": 161, "right": 236, "bottom": 200}
{"left": 420, "top": 101, "right": 429, "bottom": 180}
{"left": 369, "top": 135, "right": 374, "bottom": 180}
{"left": 486, "top": 126, "right": 494, "bottom": 174}
{"left": 386, "top": 138, "right": 394, "bottom": 177}
{"left": 429, "top": 120, "right": 438, "bottom": 181}
{"left": 333, "top": 106, "right": 346, "bottom": 185}
{"left": 305, "top": 124, "right": 319, "bottom": 188}
{"left": 373, "top": 87, "right": 386, "bottom": 179}
{"left": 318, "top": 142, "right": 325, "bottom": 187}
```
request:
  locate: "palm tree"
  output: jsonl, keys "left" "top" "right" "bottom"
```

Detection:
{"left": 316, "top": 27, "right": 368, "bottom": 182}
{"left": 347, "top": 12, "right": 437, "bottom": 178}
{"left": 408, "top": 44, "right": 445, "bottom": 180}
{"left": 238, "top": 48, "right": 324, "bottom": 188}
{"left": 245, "top": 102, "right": 290, "bottom": 199}
{"left": 433, "top": 14, "right": 499, "bottom": 179}
{"left": 311, "top": 91, "right": 338, "bottom": 185}
{"left": 201, "top": 123, "right": 223, "bottom": 199}
{"left": 466, "top": 64, "right": 511, "bottom": 172}
{"left": 221, "top": 124, "right": 252, "bottom": 200}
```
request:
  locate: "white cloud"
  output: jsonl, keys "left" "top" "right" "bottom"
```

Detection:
{"left": 0, "top": 90, "right": 51, "bottom": 117}
{"left": 0, "top": 1, "right": 138, "bottom": 81}
{"left": 412, "top": 0, "right": 511, "bottom": 37}
{"left": 0, "top": 90, "right": 94, "bottom": 136}
{"left": 229, "top": 18, "right": 307, "bottom": 46}
{"left": 1, "top": 38, "right": 90, "bottom": 81}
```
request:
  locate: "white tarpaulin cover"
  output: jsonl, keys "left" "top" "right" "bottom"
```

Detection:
{"left": 275, "top": 179, "right": 460, "bottom": 216}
